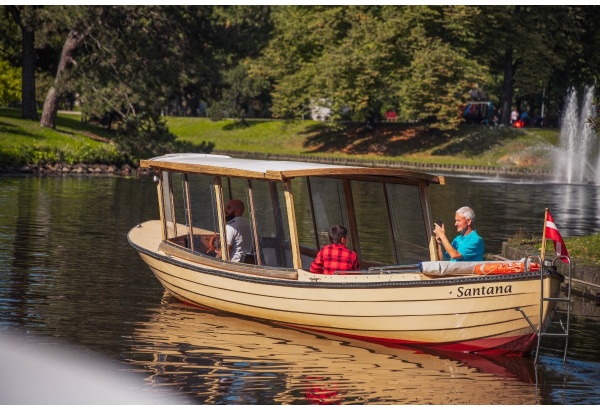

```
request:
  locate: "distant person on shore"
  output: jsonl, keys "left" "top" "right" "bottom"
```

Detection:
{"left": 310, "top": 225, "right": 359, "bottom": 274}
{"left": 510, "top": 108, "right": 519, "bottom": 125}
{"left": 520, "top": 111, "right": 530, "bottom": 126}
{"left": 433, "top": 206, "right": 484, "bottom": 262}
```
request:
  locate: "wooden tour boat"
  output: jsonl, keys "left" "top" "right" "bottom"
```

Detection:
{"left": 128, "top": 153, "right": 569, "bottom": 356}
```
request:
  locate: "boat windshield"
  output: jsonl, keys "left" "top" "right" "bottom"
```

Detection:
{"left": 293, "top": 176, "right": 431, "bottom": 267}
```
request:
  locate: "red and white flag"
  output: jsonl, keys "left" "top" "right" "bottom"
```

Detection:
{"left": 545, "top": 211, "right": 569, "bottom": 260}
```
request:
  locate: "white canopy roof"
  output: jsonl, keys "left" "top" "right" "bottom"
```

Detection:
{"left": 141, "top": 153, "right": 441, "bottom": 184}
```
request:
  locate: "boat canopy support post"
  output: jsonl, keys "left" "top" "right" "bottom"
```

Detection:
{"left": 157, "top": 172, "right": 166, "bottom": 242}
{"left": 283, "top": 178, "right": 301, "bottom": 270}
{"left": 343, "top": 178, "right": 361, "bottom": 259}
{"left": 183, "top": 174, "right": 195, "bottom": 252}
{"left": 247, "top": 180, "right": 263, "bottom": 266}
{"left": 419, "top": 184, "right": 438, "bottom": 261}
{"left": 213, "top": 175, "right": 229, "bottom": 261}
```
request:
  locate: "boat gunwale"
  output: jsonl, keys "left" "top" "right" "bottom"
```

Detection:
{"left": 128, "top": 233, "right": 564, "bottom": 290}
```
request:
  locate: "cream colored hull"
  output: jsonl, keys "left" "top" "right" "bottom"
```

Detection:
{"left": 129, "top": 221, "right": 562, "bottom": 355}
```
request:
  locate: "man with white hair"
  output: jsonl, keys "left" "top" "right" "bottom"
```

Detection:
{"left": 433, "top": 206, "right": 484, "bottom": 262}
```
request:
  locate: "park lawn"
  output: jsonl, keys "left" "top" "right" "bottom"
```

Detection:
{"left": 0, "top": 108, "right": 120, "bottom": 165}
{"left": 165, "top": 117, "right": 331, "bottom": 156}
{"left": 0, "top": 108, "right": 111, "bottom": 149}
{"left": 166, "top": 116, "right": 559, "bottom": 170}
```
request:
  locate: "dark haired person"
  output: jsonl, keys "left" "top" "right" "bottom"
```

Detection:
{"left": 310, "top": 225, "right": 359, "bottom": 274}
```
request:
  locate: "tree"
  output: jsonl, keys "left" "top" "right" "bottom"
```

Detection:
{"left": 258, "top": 5, "right": 488, "bottom": 130}
{"left": 398, "top": 38, "right": 486, "bottom": 130}
{"left": 210, "top": 63, "right": 271, "bottom": 123}
{"left": 40, "top": 25, "right": 90, "bottom": 128}
{"left": 5, "top": 6, "right": 38, "bottom": 120}
{"left": 471, "top": 6, "right": 590, "bottom": 125}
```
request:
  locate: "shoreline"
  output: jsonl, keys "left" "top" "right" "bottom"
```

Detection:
{"left": 0, "top": 149, "right": 555, "bottom": 180}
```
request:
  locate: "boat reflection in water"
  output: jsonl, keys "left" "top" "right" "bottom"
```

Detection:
{"left": 127, "top": 293, "right": 539, "bottom": 405}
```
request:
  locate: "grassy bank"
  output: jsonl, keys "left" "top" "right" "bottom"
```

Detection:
{"left": 508, "top": 232, "right": 600, "bottom": 267}
{"left": 0, "top": 108, "right": 123, "bottom": 168}
{"left": 166, "top": 116, "right": 559, "bottom": 170}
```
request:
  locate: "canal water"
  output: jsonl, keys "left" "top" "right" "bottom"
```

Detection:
{"left": 0, "top": 173, "right": 599, "bottom": 404}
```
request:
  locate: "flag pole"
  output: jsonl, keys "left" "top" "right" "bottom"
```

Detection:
{"left": 540, "top": 208, "right": 549, "bottom": 262}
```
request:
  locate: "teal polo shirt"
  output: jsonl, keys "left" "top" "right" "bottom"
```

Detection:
{"left": 443, "top": 230, "right": 484, "bottom": 262}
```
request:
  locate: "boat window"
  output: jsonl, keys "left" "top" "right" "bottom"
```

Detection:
{"left": 222, "top": 177, "right": 247, "bottom": 203}
{"left": 161, "top": 171, "right": 176, "bottom": 239}
{"left": 386, "top": 183, "right": 430, "bottom": 263}
{"left": 161, "top": 172, "right": 190, "bottom": 247}
{"left": 351, "top": 180, "right": 395, "bottom": 265}
{"left": 292, "top": 177, "right": 317, "bottom": 248}
{"left": 306, "top": 177, "right": 350, "bottom": 249}
{"left": 171, "top": 173, "right": 187, "bottom": 229}
{"left": 251, "top": 180, "right": 293, "bottom": 268}
{"left": 186, "top": 174, "right": 219, "bottom": 253}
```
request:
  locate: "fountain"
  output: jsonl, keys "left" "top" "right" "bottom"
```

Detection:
{"left": 554, "top": 86, "right": 599, "bottom": 184}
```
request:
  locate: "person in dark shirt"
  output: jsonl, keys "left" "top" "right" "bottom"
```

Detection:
{"left": 310, "top": 225, "right": 359, "bottom": 274}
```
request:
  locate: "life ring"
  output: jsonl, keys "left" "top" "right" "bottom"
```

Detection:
{"left": 206, "top": 234, "right": 221, "bottom": 254}
{"left": 473, "top": 261, "right": 540, "bottom": 275}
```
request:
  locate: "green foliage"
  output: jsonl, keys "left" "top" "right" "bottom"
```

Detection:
{"left": 565, "top": 233, "right": 600, "bottom": 266}
{"left": 0, "top": 59, "right": 22, "bottom": 105}
{"left": 211, "top": 63, "right": 271, "bottom": 123}
{"left": 0, "top": 143, "right": 124, "bottom": 167}
{"left": 115, "top": 112, "right": 214, "bottom": 164}
{"left": 258, "top": 6, "right": 491, "bottom": 129}
{"left": 507, "top": 230, "right": 600, "bottom": 267}
{"left": 398, "top": 38, "right": 487, "bottom": 130}
{"left": 4, "top": 5, "right": 600, "bottom": 142}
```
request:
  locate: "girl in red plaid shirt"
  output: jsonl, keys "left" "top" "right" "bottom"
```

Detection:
{"left": 310, "top": 225, "right": 359, "bottom": 274}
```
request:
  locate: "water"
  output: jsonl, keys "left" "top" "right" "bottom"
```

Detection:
{"left": 1, "top": 174, "right": 600, "bottom": 404}
{"left": 554, "top": 86, "right": 599, "bottom": 184}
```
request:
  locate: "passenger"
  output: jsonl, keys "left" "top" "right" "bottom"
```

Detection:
{"left": 433, "top": 206, "right": 484, "bottom": 262}
{"left": 310, "top": 225, "right": 359, "bottom": 274}
{"left": 217, "top": 199, "right": 253, "bottom": 263}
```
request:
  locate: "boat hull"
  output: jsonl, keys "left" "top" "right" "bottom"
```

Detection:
{"left": 129, "top": 221, "right": 562, "bottom": 356}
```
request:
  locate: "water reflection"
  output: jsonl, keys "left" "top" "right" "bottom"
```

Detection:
{"left": 126, "top": 294, "right": 540, "bottom": 405}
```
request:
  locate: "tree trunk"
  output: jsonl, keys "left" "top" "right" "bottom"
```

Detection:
{"left": 40, "top": 29, "right": 87, "bottom": 129}
{"left": 21, "top": 26, "right": 38, "bottom": 120}
{"left": 8, "top": 6, "right": 38, "bottom": 121}
{"left": 500, "top": 45, "right": 513, "bottom": 126}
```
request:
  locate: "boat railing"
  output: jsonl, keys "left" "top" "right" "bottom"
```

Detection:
{"left": 515, "top": 254, "right": 571, "bottom": 364}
